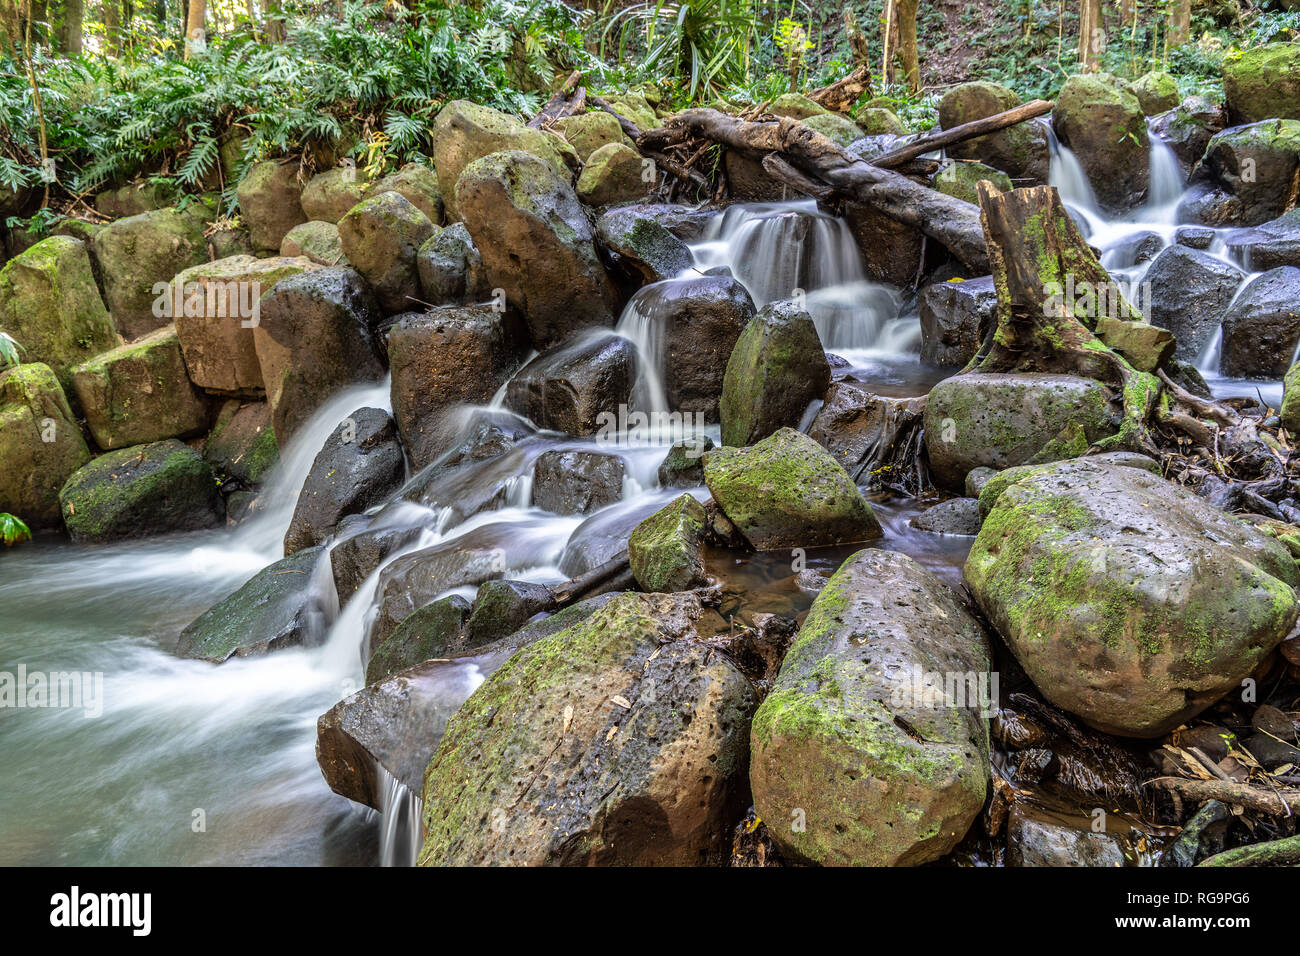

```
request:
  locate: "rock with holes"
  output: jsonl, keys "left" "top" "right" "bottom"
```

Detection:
{"left": 749, "top": 548, "right": 992, "bottom": 866}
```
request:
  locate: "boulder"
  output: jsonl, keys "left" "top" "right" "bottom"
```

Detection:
{"left": 503, "top": 332, "right": 634, "bottom": 436}
{"left": 623, "top": 275, "right": 757, "bottom": 418}
{"left": 365, "top": 162, "right": 444, "bottom": 224}
{"left": 1130, "top": 71, "right": 1180, "bottom": 115}
{"left": 912, "top": 497, "right": 981, "bottom": 535}
{"left": 280, "top": 220, "right": 346, "bottom": 266}
{"left": 254, "top": 266, "right": 386, "bottom": 442}
{"left": 531, "top": 449, "right": 625, "bottom": 515}
{"left": 808, "top": 381, "right": 926, "bottom": 485}
{"left": 464, "top": 579, "right": 555, "bottom": 645}
{"left": 175, "top": 546, "right": 330, "bottom": 661}
{"left": 922, "top": 372, "right": 1115, "bottom": 490}
{"left": 628, "top": 493, "right": 710, "bottom": 593}
{"left": 554, "top": 111, "right": 634, "bottom": 161}
{"left": 299, "top": 167, "right": 366, "bottom": 224}
{"left": 1223, "top": 41, "right": 1300, "bottom": 125}
{"left": 417, "top": 591, "right": 756, "bottom": 865}
{"left": 558, "top": 493, "right": 673, "bottom": 576}
{"left": 0, "top": 363, "right": 91, "bottom": 528}
{"left": 283, "top": 407, "right": 406, "bottom": 554}
{"left": 703, "top": 427, "right": 882, "bottom": 550}
{"left": 801, "top": 113, "right": 864, "bottom": 147}
{"left": 576, "top": 142, "right": 651, "bottom": 206}
{"left": 432, "top": 99, "right": 578, "bottom": 221}
{"left": 966, "top": 460, "right": 1300, "bottom": 736}
{"left": 933, "top": 161, "right": 1013, "bottom": 204}
{"left": 1150, "top": 95, "right": 1226, "bottom": 175}
{"left": 94, "top": 180, "right": 178, "bottom": 219}
{"left": 1224, "top": 209, "right": 1300, "bottom": 271}
{"left": 337, "top": 191, "right": 436, "bottom": 314}
{"left": 1145, "top": 244, "right": 1245, "bottom": 361}
{"left": 329, "top": 523, "right": 425, "bottom": 605}
{"left": 172, "top": 255, "right": 316, "bottom": 394}
{"left": 939, "top": 81, "right": 1049, "bottom": 182}
{"left": 975, "top": 451, "right": 1162, "bottom": 519}
{"left": 719, "top": 300, "right": 830, "bottom": 447}
{"left": 1175, "top": 180, "right": 1243, "bottom": 227}
{"left": 600, "top": 91, "right": 660, "bottom": 130}
{"left": 919, "top": 275, "right": 996, "bottom": 367}
{"left": 455, "top": 149, "right": 619, "bottom": 348}
{"left": 0, "top": 236, "right": 119, "bottom": 388}
{"left": 1284, "top": 362, "right": 1300, "bottom": 434}
{"left": 91, "top": 204, "right": 214, "bottom": 339}
{"left": 750, "top": 548, "right": 992, "bottom": 866}
{"left": 415, "top": 223, "right": 489, "bottom": 304}
{"left": 1052, "top": 74, "right": 1149, "bottom": 212}
{"left": 203, "top": 400, "right": 278, "bottom": 486}
{"left": 595, "top": 206, "right": 693, "bottom": 284}
{"left": 608, "top": 202, "right": 717, "bottom": 243}
{"left": 657, "top": 436, "right": 713, "bottom": 488}
{"left": 366, "top": 594, "right": 471, "bottom": 685}
{"left": 70, "top": 325, "right": 209, "bottom": 450}
{"left": 387, "top": 305, "right": 522, "bottom": 469}
{"left": 58, "top": 439, "right": 223, "bottom": 542}
{"left": 235, "top": 160, "right": 307, "bottom": 253}
{"left": 768, "top": 93, "right": 829, "bottom": 120}
{"left": 1219, "top": 266, "right": 1300, "bottom": 378}
{"left": 1201, "top": 121, "right": 1300, "bottom": 227}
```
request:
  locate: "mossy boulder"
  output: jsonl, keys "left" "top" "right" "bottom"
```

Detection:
{"left": 1224, "top": 42, "right": 1300, "bottom": 125}
{"left": 750, "top": 548, "right": 992, "bottom": 865}
{"left": 802, "top": 112, "right": 866, "bottom": 146}
{"left": 366, "top": 594, "right": 472, "bottom": 685}
{"left": 175, "top": 546, "right": 330, "bottom": 662}
{"left": 595, "top": 206, "right": 693, "bottom": 284}
{"left": 1052, "top": 73, "right": 1149, "bottom": 211}
{"left": 171, "top": 254, "right": 317, "bottom": 394}
{"left": 975, "top": 451, "right": 1162, "bottom": 519}
{"left": 703, "top": 427, "right": 882, "bottom": 550}
{"left": 939, "top": 81, "right": 1049, "bottom": 182}
{"left": 366, "top": 162, "right": 445, "bottom": 225}
{"left": 628, "top": 493, "right": 710, "bottom": 593}
{"left": 70, "top": 325, "right": 209, "bottom": 450}
{"left": 769, "top": 93, "right": 830, "bottom": 120}
{"left": 203, "top": 399, "right": 278, "bottom": 486}
{"left": 337, "top": 191, "right": 436, "bottom": 314}
{"left": 1200, "top": 120, "right": 1300, "bottom": 226}
{"left": 555, "top": 111, "right": 635, "bottom": 161}
{"left": 235, "top": 160, "right": 308, "bottom": 253}
{"left": 719, "top": 300, "right": 831, "bottom": 447}
{"left": 455, "top": 149, "right": 619, "bottom": 348}
{"left": 299, "top": 167, "right": 366, "bottom": 224}
{"left": 1283, "top": 361, "right": 1300, "bottom": 434}
{"left": 1130, "top": 71, "right": 1181, "bottom": 115}
{"left": 415, "top": 222, "right": 490, "bottom": 305}
{"left": 0, "top": 235, "right": 119, "bottom": 387}
{"left": 922, "top": 372, "right": 1116, "bottom": 490}
{"left": 94, "top": 180, "right": 178, "bottom": 219}
{"left": 599, "top": 91, "right": 661, "bottom": 130}
{"left": 657, "top": 436, "right": 714, "bottom": 488}
{"left": 966, "top": 460, "right": 1300, "bottom": 737}
{"left": 432, "top": 99, "right": 578, "bottom": 221}
{"left": 280, "top": 220, "right": 346, "bottom": 265}
{"left": 58, "top": 439, "right": 223, "bottom": 542}
{"left": 417, "top": 591, "right": 756, "bottom": 865}
{"left": 854, "top": 107, "right": 904, "bottom": 136}
{"left": 933, "top": 161, "right": 1013, "bottom": 205}
{"left": 576, "top": 142, "right": 650, "bottom": 206}
{"left": 464, "top": 579, "right": 555, "bottom": 646}
{"left": 0, "top": 362, "right": 91, "bottom": 528}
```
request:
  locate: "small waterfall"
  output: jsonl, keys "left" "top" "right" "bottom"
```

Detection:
{"left": 614, "top": 295, "right": 673, "bottom": 414}
{"left": 377, "top": 765, "right": 423, "bottom": 867}
{"left": 1143, "top": 130, "right": 1185, "bottom": 217}
{"left": 1048, "top": 128, "right": 1102, "bottom": 224}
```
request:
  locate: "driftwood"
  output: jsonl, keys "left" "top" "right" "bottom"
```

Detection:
{"left": 1199, "top": 832, "right": 1300, "bottom": 866}
{"left": 528, "top": 70, "right": 583, "bottom": 128}
{"left": 1147, "top": 776, "right": 1298, "bottom": 817}
{"left": 549, "top": 553, "right": 632, "bottom": 608}
{"left": 870, "top": 99, "right": 1052, "bottom": 169}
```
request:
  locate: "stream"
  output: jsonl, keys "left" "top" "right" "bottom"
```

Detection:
{"left": 0, "top": 124, "right": 1284, "bottom": 867}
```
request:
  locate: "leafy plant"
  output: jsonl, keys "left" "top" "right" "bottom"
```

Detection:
{"left": 0, "top": 513, "right": 31, "bottom": 546}
{"left": 0, "top": 331, "right": 21, "bottom": 370}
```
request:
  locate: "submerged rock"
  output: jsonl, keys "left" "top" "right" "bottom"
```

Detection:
{"left": 0, "top": 363, "right": 91, "bottom": 528}
{"left": 1006, "top": 807, "right": 1127, "bottom": 867}
{"left": 703, "top": 427, "right": 882, "bottom": 550}
{"left": 750, "top": 549, "right": 992, "bottom": 866}
{"left": 966, "top": 460, "right": 1299, "bottom": 737}
{"left": 417, "top": 591, "right": 755, "bottom": 866}
{"left": 503, "top": 332, "right": 634, "bottom": 436}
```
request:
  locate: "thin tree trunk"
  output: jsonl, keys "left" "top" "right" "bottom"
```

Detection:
{"left": 262, "top": 0, "right": 283, "bottom": 41}
{"left": 184, "top": 0, "right": 204, "bottom": 56}
{"left": 59, "top": 0, "right": 85, "bottom": 54}
{"left": 895, "top": 0, "right": 920, "bottom": 93}
{"left": 1168, "top": 0, "right": 1190, "bottom": 46}
{"left": 103, "top": 0, "right": 121, "bottom": 55}
{"left": 1118, "top": 0, "right": 1135, "bottom": 26}
{"left": 1079, "top": 0, "right": 1104, "bottom": 71}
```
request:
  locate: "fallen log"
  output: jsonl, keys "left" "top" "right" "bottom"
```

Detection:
{"left": 1146, "top": 776, "right": 1298, "bottom": 817}
{"left": 528, "top": 70, "right": 583, "bottom": 128}
{"left": 1199, "top": 833, "right": 1300, "bottom": 866}
{"left": 870, "top": 99, "right": 1053, "bottom": 170}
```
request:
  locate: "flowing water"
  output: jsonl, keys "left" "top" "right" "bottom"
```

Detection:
{"left": 1, "top": 127, "right": 1268, "bottom": 866}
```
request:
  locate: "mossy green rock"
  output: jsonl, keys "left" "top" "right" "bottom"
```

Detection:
{"left": 576, "top": 142, "right": 650, "bottom": 206}
{"left": 720, "top": 300, "right": 830, "bottom": 447}
{"left": 337, "top": 191, "right": 437, "bottom": 313}
{"left": 176, "top": 546, "right": 330, "bottom": 662}
{"left": 0, "top": 362, "right": 91, "bottom": 528}
{"left": 366, "top": 594, "right": 471, "bottom": 685}
{"left": 628, "top": 493, "right": 710, "bottom": 592}
{"left": 751, "top": 548, "right": 991, "bottom": 865}
{"left": 70, "top": 324, "right": 209, "bottom": 451}
{"left": 1130, "top": 71, "right": 1180, "bottom": 115}
{"left": 299, "top": 167, "right": 367, "bottom": 224}
{"left": 922, "top": 372, "right": 1116, "bottom": 490}
{"left": 1283, "top": 361, "right": 1300, "bottom": 434}
{"left": 58, "top": 438, "right": 223, "bottom": 543}
{"left": 769, "top": 93, "right": 830, "bottom": 120}
{"left": 1202, "top": 120, "right": 1300, "bottom": 226}
{"left": 235, "top": 160, "right": 308, "bottom": 253}
{"left": 0, "top": 236, "right": 119, "bottom": 387}
{"left": 855, "top": 107, "right": 903, "bottom": 136}
{"left": 599, "top": 91, "right": 661, "bottom": 131}
{"left": 594, "top": 206, "right": 693, "bottom": 283}
{"left": 1224, "top": 42, "right": 1300, "bottom": 125}
{"left": 94, "top": 180, "right": 178, "bottom": 219}
{"left": 976, "top": 452, "right": 1161, "bottom": 519}
{"left": 464, "top": 579, "right": 555, "bottom": 645}
{"left": 1052, "top": 73, "right": 1150, "bottom": 212}
{"left": 555, "top": 111, "right": 634, "bottom": 162}
{"left": 280, "top": 220, "right": 346, "bottom": 265}
{"left": 703, "top": 427, "right": 881, "bottom": 550}
{"left": 417, "top": 591, "right": 756, "bottom": 865}
{"left": 432, "top": 100, "right": 578, "bottom": 221}
{"left": 800, "top": 112, "right": 865, "bottom": 146}
{"left": 939, "top": 81, "right": 1049, "bottom": 182}
{"left": 204, "top": 399, "right": 278, "bottom": 486}
{"left": 966, "top": 461, "right": 1300, "bottom": 737}
{"left": 933, "top": 161, "right": 1013, "bottom": 205}
{"left": 366, "top": 162, "right": 445, "bottom": 225}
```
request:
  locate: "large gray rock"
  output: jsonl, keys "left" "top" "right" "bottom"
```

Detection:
{"left": 595, "top": 206, "right": 694, "bottom": 284}
{"left": 337, "top": 191, "right": 436, "bottom": 314}
{"left": 283, "top": 407, "right": 405, "bottom": 554}
{"left": 919, "top": 276, "right": 996, "bottom": 367}
{"left": 1224, "top": 209, "right": 1300, "bottom": 271}
{"left": 415, "top": 223, "right": 489, "bottom": 304}
{"left": 1198, "top": 121, "right": 1300, "bottom": 227}
{"left": 1145, "top": 244, "right": 1245, "bottom": 361}
{"left": 0, "top": 363, "right": 92, "bottom": 528}
{"left": 750, "top": 549, "right": 992, "bottom": 865}
{"left": 236, "top": 161, "right": 308, "bottom": 254}
{"left": 1219, "top": 266, "right": 1300, "bottom": 378}
{"left": 503, "top": 332, "right": 634, "bottom": 436}
{"left": 967, "top": 459, "right": 1300, "bottom": 737}
{"left": 530, "top": 449, "right": 624, "bottom": 515}
{"left": 455, "top": 149, "right": 619, "bottom": 348}
{"left": 939, "top": 81, "right": 1049, "bottom": 182}
{"left": 1149, "top": 96, "right": 1227, "bottom": 175}
{"left": 330, "top": 523, "right": 425, "bottom": 605}
{"left": 808, "top": 381, "right": 926, "bottom": 486}
{"left": 299, "top": 167, "right": 366, "bottom": 224}
{"left": 365, "top": 162, "right": 444, "bottom": 225}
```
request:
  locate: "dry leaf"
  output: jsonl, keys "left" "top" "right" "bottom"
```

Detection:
{"left": 610, "top": 695, "right": 631, "bottom": 709}
{"left": 606, "top": 725, "right": 618, "bottom": 741}
{"left": 562, "top": 704, "right": 573, "bottom": 735}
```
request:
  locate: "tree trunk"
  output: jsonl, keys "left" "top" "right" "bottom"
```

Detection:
{"left": 895, "top": 0, "right": 920, "bottom": 93}
{"left": 59, "top": 0, "right": 85, "bottom": 54}
{"left": 1078, "top": 0, "right": 1104, "bottom": 71}
{"left": 103, "top": 0, "right": 121, "bottom": 55}
{"left": 184, "top": 0, "right": 204, "bottom": 56}
{"left": 1118, "top": 0, "right": 1136, "bottom": 27}
{"left": 1168, "top": 0, "right": 1191, "bottom": 47}
{"left": 262, "top": 0, "right": 284, "bottom": 41}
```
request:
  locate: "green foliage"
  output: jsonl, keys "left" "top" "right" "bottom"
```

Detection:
{"left": 0, "top": 331, "right": 21, "bottom": 370}
{"left": 0, "top": 513, "right": 32, "bottom": 547}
